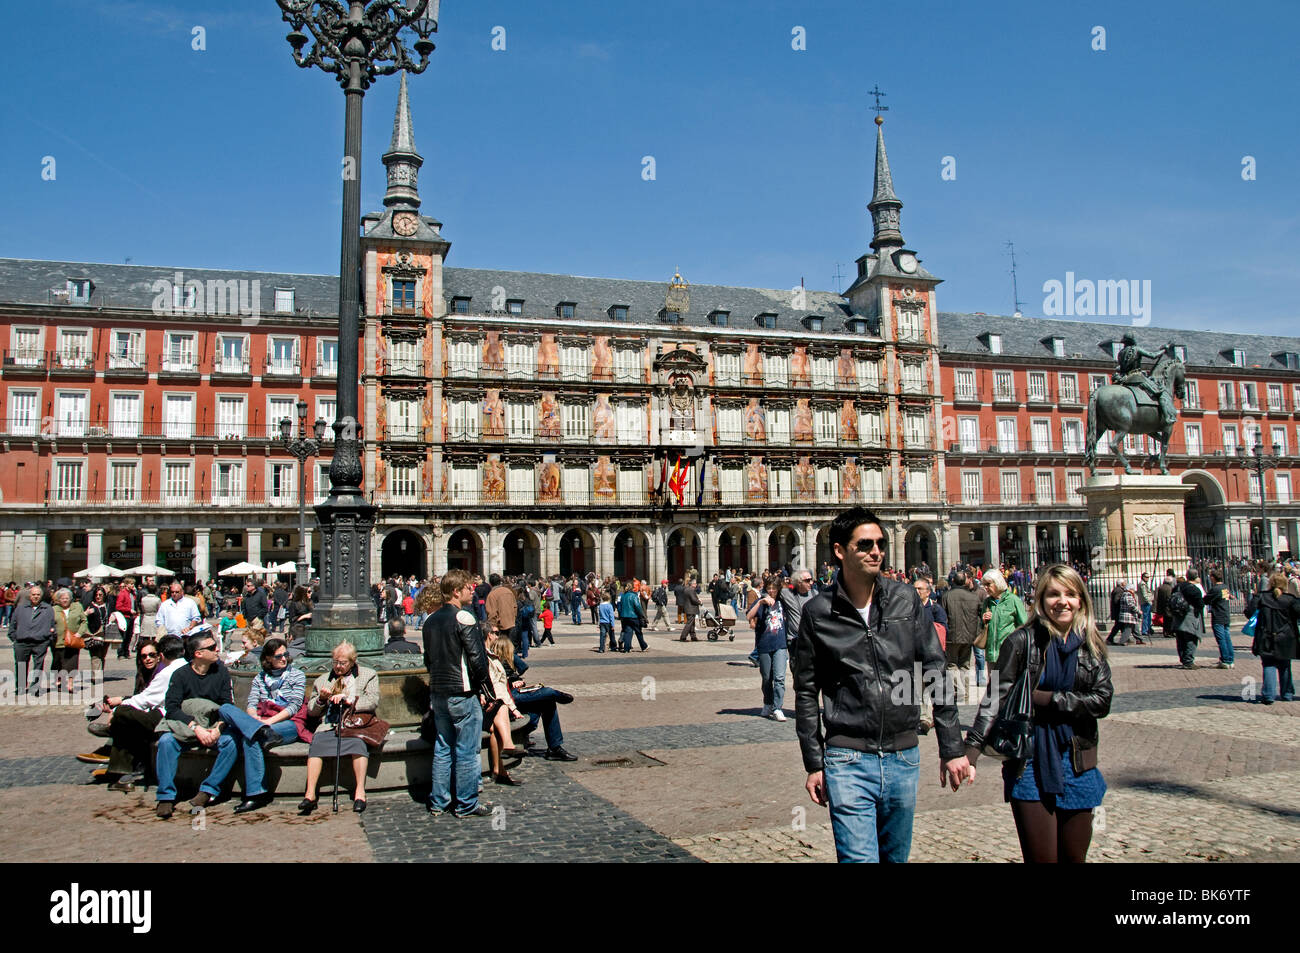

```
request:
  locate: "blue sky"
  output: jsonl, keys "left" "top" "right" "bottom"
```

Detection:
{"left": 4, "top": 0, "right": 1296, "bottom": 333}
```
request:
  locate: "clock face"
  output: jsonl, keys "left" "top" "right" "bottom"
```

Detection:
{"left": 897, "top": 252, "right": 918, "bottom": 274}
{"left": 392, "top": 212, "right": 419, "bottom": 236}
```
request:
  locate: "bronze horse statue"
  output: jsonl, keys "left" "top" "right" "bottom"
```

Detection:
{"left": 1086, "top": 354, "right": 1186, "bottom": 475}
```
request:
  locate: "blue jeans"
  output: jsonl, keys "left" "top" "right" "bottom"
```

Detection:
{"left": 571, "top": 600, "right": 582, "bottom": 624}
{"left": 598, "top": 622, "right": 615, "bottom": 651}
{"left": 619, "top": 619, "right": 646, "bottom": 651}
{"left": 154, "top": 730, "right": 237, "bottom": 803}
{"left": 822, "top": 746, "right": 921, "bottom": 863}
{"left": 1212, "top": 623, "right": 1235, "bottom": 665}
{"left": 512, "top": 686, "right": 565, "bottom": 749}
{"left": 429, "top": 693, "right": 484, "bottom": 815}
{"left": 974, "top": 647, "right": 987, "bottom": 686}
{"left": 1141, "top": 604, "right": 1153, "bottom": 636}
{"left": 757, "top": 647, "right": 787, "bottom": 710}
{"left": 1261, "top": 658, "right": 1295, "bottom": 702}
{"left": 218, "top": 704, "right": 298, "bottom": 797}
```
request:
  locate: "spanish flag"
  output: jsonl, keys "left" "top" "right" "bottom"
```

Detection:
{"left": 668, "top": 458, "right": 687, "bottom": 505}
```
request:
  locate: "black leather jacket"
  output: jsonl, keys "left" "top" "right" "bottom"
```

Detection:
{"left": 794, "top": 576, "right": 963, "bottom": 772}
{"left": 421, "top": 603, "right": 492, "bottom": 698}
{"left": 965, "top": 620, "right": 1113, "bottom": 788}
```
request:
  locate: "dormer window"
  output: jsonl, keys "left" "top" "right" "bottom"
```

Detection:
{"left": 556, "top": 301, "right": 576, "bottom": 319}
{"left": 659, "top": 308, "right": 681, "bottom": 323}
{"left": 755, "top": 313, "right": 778, "bottom": 330}
{"left": 1173, "top": 345, "right": 1188, "bottom": 363}
{"left": 67, "top": 278, "right": 93, "bottom": 304}
{"left": 1230, "top": 348, "right": 1245, "bottom": 367}
{"left": 451, "top": 296, "right": 471, "bottom": 315}
{"left": 608, "top": 305, "right": 629, "bottom": 322}
{"left": 1049, "top": 337, "right": 1065, "bottom": 358}
{"left": 846, "top": 318, "right": 868, "bottom": 334}
{"left": 802, "top": 315, "right": 824, "bottom": 332}
{"left": 988, "top": 334, "right": 1002, "bottom": 355}
{"left": 709, "top": 310, "right": 730, "bottom": 327}
{"left": 274, "top": 288, "right": 295, "bottom": 313}
{"left": 1278, "top": 351, "right": 1300, "bottom": 370}
{"left": 507, "top": 299, "right": 524, "bottom": 315}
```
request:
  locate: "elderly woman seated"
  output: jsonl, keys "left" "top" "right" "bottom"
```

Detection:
{"left": 299, "top": 641, "right": 380, "bottom": 815}
{"left": 216, "top": 638, "right": 307, "bottom": 814}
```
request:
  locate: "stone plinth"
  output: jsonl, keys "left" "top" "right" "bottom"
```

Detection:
{"left": 1079, "top": 474, "right": 1193, "bottom": 590}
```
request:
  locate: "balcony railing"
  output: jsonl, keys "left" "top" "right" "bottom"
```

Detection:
{"left": 382, "top": 358, "right": 425, "bottom": 376}
{"left": 52, "top": 350, "right": 95, "bottom": 372}
{"left": 213, "top": 356, "right": 251, "bottom": 375}
{"left": 992, "top": 387, "right": 1021, "bottom": 405}
{"left": 0, "top": 418, "right": 338, "bottom": 442}
{"left": 264, "top": 356, "right": 302, "bottom": 377}
{"left": 1, "top": 349, "right": 49, "bottom": 372}
{"left": 107, "top": 350, "right": 147, "bottom": 372}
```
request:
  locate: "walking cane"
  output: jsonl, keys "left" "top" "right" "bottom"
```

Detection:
{"left": 331, "top": 700, "right": 349, "bottom": 813}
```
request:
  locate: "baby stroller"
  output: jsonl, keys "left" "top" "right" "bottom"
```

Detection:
{"left": 700, "top": 603, "right": 736, "bottom": 641}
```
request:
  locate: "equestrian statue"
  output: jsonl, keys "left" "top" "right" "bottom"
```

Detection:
{"left": 1085, "top": 333, "right": 1186, "bottom": 475}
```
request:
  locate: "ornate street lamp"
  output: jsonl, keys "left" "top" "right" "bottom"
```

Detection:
{"left": 280, "top": 399, "right": 328, "bottom": 588}
{"left": 274, "top": 0, "right": 439, "bottom": 654}
{"left": 1236, "top": 442, "right": 1283, "bottom": 559}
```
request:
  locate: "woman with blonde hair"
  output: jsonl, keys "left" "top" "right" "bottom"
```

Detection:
{"left": 1246, "top": 571, "right": 1300, "bottom": 704}
{"left": 965, "top": 564, "right": 1112, "bottom": 863}
{"left": 484, "top": 630, "right": 527, "bottom": 785}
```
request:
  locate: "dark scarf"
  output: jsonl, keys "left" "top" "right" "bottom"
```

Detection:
{"left": 1034, "top": 629, "right": 1083, "bottom": 796}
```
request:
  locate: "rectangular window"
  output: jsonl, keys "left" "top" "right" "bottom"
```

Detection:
{"left": 316, "top": 397, "right": 336, "bottom": 441}
{"left": 988, "top": 334, "right": 1002, "bottom": 355}
{"left": 1031, "top": 418, "right": 1051, "bottom": 452}
{"left": 391, "top": 280, "right": 416, "bottom": 313}
{"left": 958, "top": 417, "right": 979, "bottom": 452}
{"left": 269, "top": 462, "right": 296, "bottom": 505}
{"left": 213, "top": 462, "right": 244, "bottom": 503}
{"left": 1240, "top": 381, "right": 1259, "bottom": 410}
{"left": 1218, "top": 381, "right": 1235, "bottom": 410}
{"left": 770, "top": 467, "right": 792, "bottom": 503}
{"left": 863, "top": 469, "right": 884, "bottom": 503}
{"left": 560, "top": 345, "right": 589, "bottom": 381}
{"left": 857, "top": 358, "right": 880, "bottom": 391}
{"left": 8, "top": 389, "right": 39, "bottom": 436}
{"left": 1268, "top": 383, "right": 1285, "bottom": 411}
{"left": 163, "top": 394, "right": 194, "bottom": 438}
{"left": 901, "top": 362, "right": 924, "bottom": 394}
{"left": 1277, "top": 472, "right": 1292, "bottom": 505}
{"left": 110, "top": 461, "right": 137, "bottom": 502}
{"left": 505, "top": 341, "right": 537, "bottom": 379}
{"left": 817, "top": 466, "right": 839, "bottom": 503}
{"left": 315, "top": 462, "right": 330, "bottom": 504}
{"left": 994, "top": 370, "right": 1015, "bottom": 401}
{"left": 1245, "top": 423, "right": 1262, "bottom": 453}
{"left": 268, "top": 396, "right": 296, "bottom": 436}
{"left": 274, "top": 288, "right": 295, "bottom": 313}
{"left": 55, "top": 391, "right": 88, "bottom": 437}
{"left": 452, "top": 466, "right": 479, "bottom": 505}
{"left": 562, "top": 465, "right": 587, "bottom": 504}
{"left": 54, "top": 461, "right": 83, "bottom": 502}
{"left": 904, "top": 412, "right": 927, "bottom": 448}
{"left": 509, "top": 465, "right": 534, "bottom": 505}
{"left": 996, "top": 417, "right": 1017, "bottom": 453}
{"left": 217, "top": 334, "right": 247, "bottom": 374}
{"left": 1000, "top": 470, "right": 1020, "bottom": 505}
{"left": 1052, "top": 338, "right": 1065, "bottom": 358}
{"left": 163, "top": 462, "right": 192, "bottom": 503}
{"left": 389, "top": 463, "right": 418, "bottom": 501}
{"left": 314, "top": 338, "right": 338, "bottom": 377}
{"left": 961, "top": 471, "right": 981, "bottom": 504}
{"left": 562, "top": 403, "right": 591, "bottom": 441}
{"left": 506, "top": 400, "right": 535, "bottom": 439}
{"left": 814, "top": 408, "right": 838, "bottom": 446}
{"left": 109, "top": 330, "right": 145, "bottom": 370}
{"left": 614, "top": 349, "right": 641, "bottom": 384}
{"left": 1027, "top": 371, "right": 1048, "bottom": 402}
{"left": 268, "top": 337, "right": 298, "bottom": 374}
{"left": 12, "top": 327, "right": 42, "bottom": 366}
{"left": 390, "top": 339, "right": 419, "bottom": 374}
{"left": 716, "top": 406, "right": 742, "bottom": 443}
{"left": 1272, "top": 426, "right": 1287, "bottom": 455}
{"left": 449, "top": 340, "right": 478, "bottom": 377}
{"left": 1232, "top": 349, "right": 1245, "bottom": 368}
{"left": 719, "top": 467, "right": 744, "bottom": 505}
{"left": 1184, "top": 379, "right": 1200, "bottom": 409}
{"left": 56, "top": 329, "right": 92, "bottom": 368}
{"left": 1090, "top": 374, "right": 1108, "bottom": 395}
{"left": 1065, "top": 471, "right": 1084, "bottom": 504}
{"left": 907, "top": 469, "right": 928, "bottom": 503}
{"left": 858, "top": 410, "right": 883, "bottom": 447}
{"left": 508, "top": 300, "right": 524, "bottom": 315}
{"left": 715, "top": 352, "right": 740, "bottom": 386}
{"left": 1035, "top": 471, "right": 1054, "bottom": 504}
{"left": 955, "top": 369, "right": 976, "bottom": 401}
{"left": 106, "top": 392, "right": 142, "bottom": 438}
{"left": 1062, "top": 419, "right": 1084, "bottom": 454}
{"left": 763, "top": 354, "right": 788, "bottom": 386}
{"left": 216, "top": 396, "right": 245, "bottom": 440}
{"left": 388, "top": 399, "right": 419, "bottom": 439}
{"left": 164, "top": 333, "right": 196, "bottom": 372}
{"left": 1222, "top": 425, "right": 1238, "bottom": 456}
{"left": 897, "top": 311, "right": 921, "bottom": 341}
{"left": 450, "top": 399, "right": 479, "bottom": 440}
{"left": 768, "top": 408, "right": 791, "bottom": 444}
{"left": 1058, "top": 374, "right": 1078, "bottom": 404}
{"left": 812, "top": 356, "right": 835, "bottom": 389}
{"left": 1184, "top": 423, "right": 1202, "bottom": 455}
{"left": 616, "top": 402, "right": 642, "bottom": 445}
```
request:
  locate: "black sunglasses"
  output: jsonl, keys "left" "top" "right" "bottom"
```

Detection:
{"left": 852, "top": 538, "right": 886, "bottom": 553}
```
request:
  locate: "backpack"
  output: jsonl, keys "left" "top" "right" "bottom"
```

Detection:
{"left": 1168, "top": 587, "right": 1191, "bottom": 621}
{"left": 652, "top": 585, "right": 667, "bottom": 606}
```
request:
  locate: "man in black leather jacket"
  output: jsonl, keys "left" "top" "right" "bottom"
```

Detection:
{"left": 422, "top": 569, "right": 495, "bottom": 818}
{"left": 794, "top": 506, "right": 972, "bottom": 863}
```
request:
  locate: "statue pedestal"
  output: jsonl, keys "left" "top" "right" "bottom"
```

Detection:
{"left": 1079, "top": 474, "right": 1193, "bottom": 599}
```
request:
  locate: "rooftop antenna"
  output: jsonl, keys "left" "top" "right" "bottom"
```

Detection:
{"left": 1004, "top": 240, "right": 1025, "bottom": 317}
{"left": 832, "top": 262, "right": 846, "bottom": 294}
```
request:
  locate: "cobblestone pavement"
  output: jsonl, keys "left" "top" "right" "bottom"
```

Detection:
{"left": 1, "top": 620, "right": 1292, "bottom": 862}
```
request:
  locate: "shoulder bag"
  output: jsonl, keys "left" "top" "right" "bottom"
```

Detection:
{"left": 338, "top": 708, "right": 391, "bottom": 748}
{"left": 983, "top": 634, "right": 1035, "bottom": 761}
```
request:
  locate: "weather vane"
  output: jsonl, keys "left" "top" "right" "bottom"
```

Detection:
{"left": 869, "top": 84, "right": 889, "bottom": 120}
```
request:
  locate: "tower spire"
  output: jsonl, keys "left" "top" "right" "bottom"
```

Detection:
{"left": 868, "top": 116, "right": 903, "bottom": 251}
{"left": 382, "top": 71, "right": 423, "bottom": 210}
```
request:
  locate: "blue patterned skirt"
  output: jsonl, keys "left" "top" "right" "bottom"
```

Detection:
{"left": 1007, "top": 746, "right": 1106, "bottom": 810}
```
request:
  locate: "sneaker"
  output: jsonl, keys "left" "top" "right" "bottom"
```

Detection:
{"left": 456, "top": 802, "right": 494, "bottom": 818}
{"left": 1217, "top": 661, "right": 1234, "bottom": 669}
{"left": 1181, "top": 663, "right": 1197, "bottom": 670}
{"left": 772, "top": 710, "right": 787, "bottom": 722}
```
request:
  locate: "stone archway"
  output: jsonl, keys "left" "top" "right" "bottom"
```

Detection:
{"left": 446, "top": 528, "right": 482, "bottom": 575}
{"left": 717, "top": 524, "right": 751, "bottom": 573}
{"left": 904, "top": 525, "right": 936, "bottom": 574}
{"left": 665, "top": 527, "right": 702, "bottom": 582}
{"left": 502, "top": 527, "right": 541, "bottom": 578}
{"left": 559, "top": 528, "right": 595, "bottom": 578}
{"left": 613, "top": 527, "right": 650, "bottom": 581}
{"left": 1181, "top": 470, "right": 1227, "bottom": 548}
{"left": 381, "top": 528, "right": 426, "bottom": 580}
